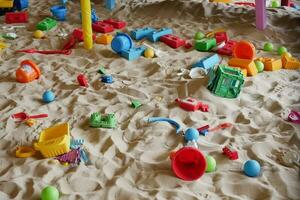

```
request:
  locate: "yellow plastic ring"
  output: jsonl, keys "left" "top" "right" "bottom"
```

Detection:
{"left": 16, "top": 146, "right": 36, "bottom": 158}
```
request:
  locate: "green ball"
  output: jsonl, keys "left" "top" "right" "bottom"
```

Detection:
{"left": 255, "top": 60, "right": 264, "bottom": 72}
{"left": 271, "top": 0, "right": 280, "bottom": 7}
{"left": 263, "top": 42, "right": 273, "bottom": 52}
{"left": 41, "top": 186, "right": 59, "bottom": 200}
{"left": 278, "top": 46, "right": 287, "bottom": 55}
{"left": 194, "top": 32, "right": 205, "bottom": 40}
{"left": 205, "top": 155, "right": 216, "bottom": 173}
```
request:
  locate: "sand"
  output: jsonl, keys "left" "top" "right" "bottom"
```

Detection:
{"left": 0, "top": 0, "right": 300, "bottom": 199}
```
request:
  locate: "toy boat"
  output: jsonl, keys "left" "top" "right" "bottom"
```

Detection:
{"left": 34, "top": 123, "right": 70, "bottom": 158}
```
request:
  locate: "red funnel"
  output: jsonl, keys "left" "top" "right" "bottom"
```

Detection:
{"left": 170, "top": 147, "right": 206, "bottom": 181}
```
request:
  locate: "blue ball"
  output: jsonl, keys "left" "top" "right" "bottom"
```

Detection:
{"left": 43, "top": 90, "right": 55, "bottom": 103}
{"left": 184, "top": 128, "right": 199, "bottom": 142}
{"left": 243, "top": 160, "right": 261, "bottom": 177}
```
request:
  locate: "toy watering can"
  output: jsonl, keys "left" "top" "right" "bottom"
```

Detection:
{"left": 170, "top": 147, "right": 206, "bottom": 181}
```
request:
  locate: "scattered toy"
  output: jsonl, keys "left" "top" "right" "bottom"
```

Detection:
{"left": 217, "top": 40, "right": 237, "bottom": 56}
{"left": 175, "top": 97, "right": 209, "bottom": 112}
{"left": 243, "top": 160, "right": 261, "bottom": 177}
{"left": 287, "top": 110, "right": 300, "bottom": 124}
{"left": 15, "top": 146, "right": 36, "bottom": 158}
{"left": 160, "top": 34, "right": 186, "bottom": 49}
{"left": 205, "top": 155, "right": 216, "bottom": 172}
{"left": 195, "top": 38, "right": 216, "bottom": 52}
{"left": 147, "top": 117, "right": 181, "bottom": 134}
{"left": 263, "top": 42, "right": 273, "bottom": 52}
{"left": 278, "top": 46, "right": 287, "bottom": 55}
{"left": 5, "top": 11, "right": 28, "bottom": 24}
{"left": 98, "top": 66, "right": 106, "bottom": 74}
{"left": 194, "top": 31, "right": 205, "bottom": 40}
{"left": 281, "top": 53, "right": 300, "bottom": 69}
{"left": 192, "top": 54, "right": 220, "bottom": 71}
{"left": 41, "top": 186, "right": 59, "bottom": 200}
{"left": 33, "top": 30, "right": 45, "bottom": 39}
{"left": 11, "top": 112, "right": 48, "bottom": 122}
{"left": 131, "top": 27, "right": 155, "bottom": 40}
{"left": 89, "top": 112, "right": 116, "bottom": 128}
{"left": 25, "top": 119, "right": 37, "bottom": 126}
{"left": 95, "top": 34, "right": 113, "bottom": 45}
{"left": 1, "top": 32, "right": 17, "bottom": 39}
{"left": 254, "top": 60, "right": 264, "bottom": 72}
{"left": 101, "top": 74, "right": 113, "bottom": 83}
{"left": 131, "top": 100, "right": 142, "bottom": 109}
{"left": 222, "top": 145, "right": 238, "bottom": 160}
{"left": 50, "top": 5, "right": 67, "bottom": 21}
{"left": 77, "top": 74, "right": 89, "bottom": 87}
{"left": 43, "top": 90, "right": 55, "bottom": 103}
{"left": 36, "top": 17, "right": 57, "bottom": 31}
{"left": 197, "top": 125, "right": 210, "bottom": 136}
{"left": 184, "top": 128, "right": 199, "bottom": 142}
{"left": 233, "top": 40, "right": 256, "bottom": 60}
{"left": 16, "top": 48, "right": 71, "bottom": 55}
{"left": 16, "top": 60, "right": 41, "bottom": 83}
{"left": 147, "top": 28, "right": 173, "bottom": 42}
{"left": 144, "top": 48, "right": 155, "bottom": 58}
{"left": 256, "top": 57, "right": 282, "bottom": 71}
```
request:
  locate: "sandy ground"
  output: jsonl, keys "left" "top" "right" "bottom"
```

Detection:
{"left": 0, "top": 0, "right": 300, "bottom": 199}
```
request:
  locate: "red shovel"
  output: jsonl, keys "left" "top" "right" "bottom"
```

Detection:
{"left": 11, "top": 112, "right": 48, "bottom": 122}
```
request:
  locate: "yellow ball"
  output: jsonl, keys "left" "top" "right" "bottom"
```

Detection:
{"left": 33, "top": 30, "right": 45, "bottom": 39}
{"left": 282, "top": 52, "right": 292, "bottom": 58}
{"left": 144, "top": 48, "right": 155, "bottom": 58}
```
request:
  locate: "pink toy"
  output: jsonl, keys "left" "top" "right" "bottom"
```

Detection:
{"left": 222, "top": 145, "right": 238, "bottom": 160}
{"left": 175, "top": 98, "right": 209, "bottom": 112}
{"left": 288, "top": 110, "right": 300, "bottom": 124}
{"left": 256, "top": 0, "right": 266, "bottom": 30}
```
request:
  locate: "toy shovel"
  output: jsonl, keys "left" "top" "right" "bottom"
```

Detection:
{"left": 11, "top": 112, "right": 48, "bottom": 122}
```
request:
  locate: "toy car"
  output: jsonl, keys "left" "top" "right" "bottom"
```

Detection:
{"left": 89, "top": 112, "right": 116, "bottom": 128}
{"left": 36, "top": 17, "right": 57, "bottom": 31}
{"left": 175, "top": 97, "right": 209, "bottom": 112}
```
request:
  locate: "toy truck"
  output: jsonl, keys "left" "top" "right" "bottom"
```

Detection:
{"left": 0, "top": 0, "right": 28, "bottom": 15}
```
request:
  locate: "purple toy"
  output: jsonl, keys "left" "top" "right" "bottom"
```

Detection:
{"left": 256, "top": 0, "right": 267, "bottom": 30}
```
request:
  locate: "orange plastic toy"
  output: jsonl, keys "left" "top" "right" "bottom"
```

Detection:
{"left": 228, "top": 58, "right": 258, "bottom": 76}
{"left": 233, "top": 40, "right": 256, "bottom": 60}
{"left": 281, "top": 54, "right": 300, "bottom": 70}
{"left": 256, "top": 57, "right": 282, "bottom": 71}
{"left": 16, "top": 60, "right": 41, "bottom": 83}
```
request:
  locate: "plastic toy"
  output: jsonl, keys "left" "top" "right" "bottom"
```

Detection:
{"left": 205, "top": 155, "right": 216, "bottom": 172}
{"left": 95, "top": 34, "right": 113, "bottom": 45}
{"left": 287, "top": 110, "right": 300, "bottom": 124}
{"left": 254, "top": 60, "right": 264, "bottom": 72}
{"left": 89, "top": 112, "right": 116, "bottom": 128}
{"left": 0, "top": 41, "right": 8, "bottom": 49}
{"left": 77, "top": 74, "right": 88, "bottom": 87}
{"left": 278, "top": 46, "right": 287, "bottom": 55}
{"left": 256, "top": 0, "right": 266, "bottom": 30}
{"left": 25, "top": 119, "right": 36, "bottom": 126}
{"left": 0, "top": 0, "right": 14, "bottom": 8}
{"left": 106, "top": 0, "right": 116, "bottom": 10}
{"left": 36, "top": 17, "right": 57, "bottom": 31}
{"left": 15, "top": 146, "right": 36, "bottom": 158}
{"left": 131, "top": 27, "right": 155, "bottom": 40}
{"left": 256, "top": 57, "right": 282, "bottom": 71}
{"left": 184, "top": 128, "right": 199, "bottom": 142}
{"left": 281, "top": 54, "right": 300, "bottom": 69}
{"left": 229, "top": 66, "right": 247, "bottom": 77}
{"left": 271, "top": 0, "right": 280, "bottom": 7}
{"left": 98, "top": 66, "right": 106, "bottom": 74}
{"left": 160, "top": 34, "right": 186, "bottom": 49}
{"left": 233, "top": 40, "right": 256, "bottom": 60}
{"left": 207, "top": 65, "right": 244, "bottom": 98}
{"left": 228, "top": 58, "right": 258, "bottom": 76}
{"left": 56, "top": 148, "right": 80, "bottom": 164}
{"left": 131, "top": 100, "right": 142, "bottom": 109}
{"left": 243, "top": 160, "right": 261, "bottom": 177}
{"left": 194, "top": 31, "right": 205, "bottom": 40}
{"left": 147, "top": 28, "right": 173, "bottom": 42}
{"left": 222, "top": 145, "right": 238, "bottom": 160}
{"left": 170, "top": 147, "right": 206, "bottom": 181}
{"left": 11, "top": 112, "right": 48, "bottom": 122}
{"left": 197, "top": 125, "right": 210, "bottom": 136}
{"left": 80, "top": 8, "right": 99, "bottom": 23}
{"left": 263, "top": 42, "right": 273, "bottom": 52}
{"left": 43, "top": 90, "right": 55, "bottom": 103}
{"left": 192, "top": 54, "right": 220, "bottom": 71}
{"left": 144, "top": 48, "right": 155, "bottom": 58}
{"left": 50, "top": 5, "right": 67, "bottom": 21}
{"left": 70, "top": 138, "right": 84, "bottom": 149}
{"left": 33, "top": 30, "right": 45, "bottom": 39}
{"left": 184, "top": 42, "right": 193, "bottom": 49}
{"left": 34, "top": 123, "right": 70, "bottom": 158}
{"left": 120, "top": 46, "right": 146, "bottom": 61}
{"left": 0, "top": 0, "right": 29, "bottom": 14}
{"left": 80, "top": 0, "right": 93, "bottom": 49}
{"left": 72, "top": 28, "right": 96, "bottom": 42}
{"left": 195, "top": 38, "right": 216, "bottom": 52}
{"left": 5, "top": 11, "right": 28, "bottom": 23}
{"left": 103, "top": 18, "right": 126, "bottom": 29}
{"left": 111, "top": 33, "right": 134, "bottom": 54}
{"left": 101, "top": 75, "right": 113, "bottom": 83}
{"left": 16, "top": 48, "right": 71, "bottom": 55}
{"left": 92, "top": 21, "right": 114, "bottom": 33}
{"left": 234, "top": 2, "right": 255, "bottom": 7}
{"left": 16, "top": 60, "right": 41, "bottom": 83}
{"left": 175, "top": 97, "right": 209, "bottom": 112}
{"left": 210, "top": 0, "right": 232, "bottom": 2}
{"left": 217, "top": 40, "right": 237, "bottom": 56}
{"left": 215, "top": 32, "right": 228, "bottom": 43}
{"left": 147, "top": 117, "right": 181, "bottom": 134}
{"left": 41, "top": 186, "right": 59, "bottom": 200}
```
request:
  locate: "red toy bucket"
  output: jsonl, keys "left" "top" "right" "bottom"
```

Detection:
{"left": 170, "top": 147, "right": 206, "bottom": 181}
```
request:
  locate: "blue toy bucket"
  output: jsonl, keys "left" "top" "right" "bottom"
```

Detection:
{"left": 50, "top": 5, "right": 67, "bottom": 21}
{"left": 111, "top": 33, "right": 134, "bottom": 54}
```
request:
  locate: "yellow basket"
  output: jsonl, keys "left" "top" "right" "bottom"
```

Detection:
{"left": 34, "top": 123, "right": 70, "bottom": 158}
{"left": 0, "top": 0, "right": 14, "bottom": 8}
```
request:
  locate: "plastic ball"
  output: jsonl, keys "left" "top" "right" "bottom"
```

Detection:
{"left": 271, "top": 0, "right": 280, "bottom": 8}
{"left": 33, "top": 30, "right": 45, "bottom": 39}
{"left": 184, "top": 128, "right": 199, "bottom": 142}
{"left": 263, "top": 42, "right": 273, "bottom": 52}
{"left": 254, "top": 60, "right": 264, "bottom": 72}
{"left": 278, "top": 46, "right": 287, "bottom": 55}
{"left": 205, "top": 155, "right": 216, "bottom": 172}
{"left": 243, "top": 160, "right": 261, "bottom": 177}
{"left": 194, "top": 32, "right": 205, "bottom": 40}
{"left": 144, "top": 48, "right": 155, "bottom": 58}
{"left": 43, "top": 90, "right": 55, "bottom": 103}
{"left": 41, "top": 186, "right": 59, "bottom": 200}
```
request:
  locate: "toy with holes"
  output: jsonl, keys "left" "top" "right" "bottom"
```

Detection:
{"left": 89, "top": 112, "right": 116, "bottom": 128}
{"left": 222, "top": 145, "right": 238, "bottom": 160}
{"left": 160, "top": 34, "right": 186, "bottom": 49}
{"left": 16, "top": 60, "right": 41, "bottom": 83}
{"left": 207, "top": 65, "right": 244, "bottom": 98}
{"left": 175, "top": 97, "right": 209, "bottom": 112}
{"left": 256, "top": 57, "right": 282, "bottom": 71}
{"left": 34, "top": 123, "right": 70, "bottom": 158}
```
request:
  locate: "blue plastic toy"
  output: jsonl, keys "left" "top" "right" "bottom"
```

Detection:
{"left": 106, "top": 0, "right": 116, "bottom": 10}
{"left": 91, "top": 9, "right": 99, "bottom": 23}
{"left": 192, "top": 54, "right": 220, "bottom": 71}
{"left": 147, "top": 28, "right": 173, "bottom": 42}
{"left": 42, "top": 90, "right": 55, "bottom": 103}
{"left": 243, "top": 160, "right": 261, "bottom": 177}
{"left": 131, "top": 27, "right": 155, "bottom": 40}
{"left": 148, "top": 117, "right": 181, "bottom": 134}
{"left": 101, "top": 75, "right": 113, "bottom": 83}
{"left": 121, "top": 46, "right": 146, "bottom": 61}
{"left": 14, "top": 0, "right": 29, "bottom": 11}
{"left": 184, "top": 128, "right": 199, "bottom": 142}
{"left": 111, "top": 33, "right": 134, "bottom": 54}
{"left": 50, "top": 5, "right": 67, "bottom": 21}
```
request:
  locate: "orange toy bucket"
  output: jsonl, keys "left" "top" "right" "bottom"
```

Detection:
{"left": 16, "top": 60, "right": 41, "bottom": 83}
{"left": 233, "top": 40, "right": 256, "bottom": 60}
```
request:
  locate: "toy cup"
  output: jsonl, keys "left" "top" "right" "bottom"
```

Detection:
{"left": 170, "top": 147, "right": 206, "bottom": 181}
{"left": 50, "top": 5, "right": 67, "bottom": 21}
{"left": 16, "top": 60, "right": 41, "bottom": 83}
{"left": 111, "top": 33, "right": 134, "bottom": 54}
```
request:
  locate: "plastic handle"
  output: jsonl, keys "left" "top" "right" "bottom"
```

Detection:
{"left": 28, "top": 114, "right": 48, "bottom": 119}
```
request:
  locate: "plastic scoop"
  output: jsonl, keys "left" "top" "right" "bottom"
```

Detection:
{"left": 11, "top": 112, "right": 48, "bottom": 122}
{"left": 16, "top": 49, "right": 72, "bottom": 55}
